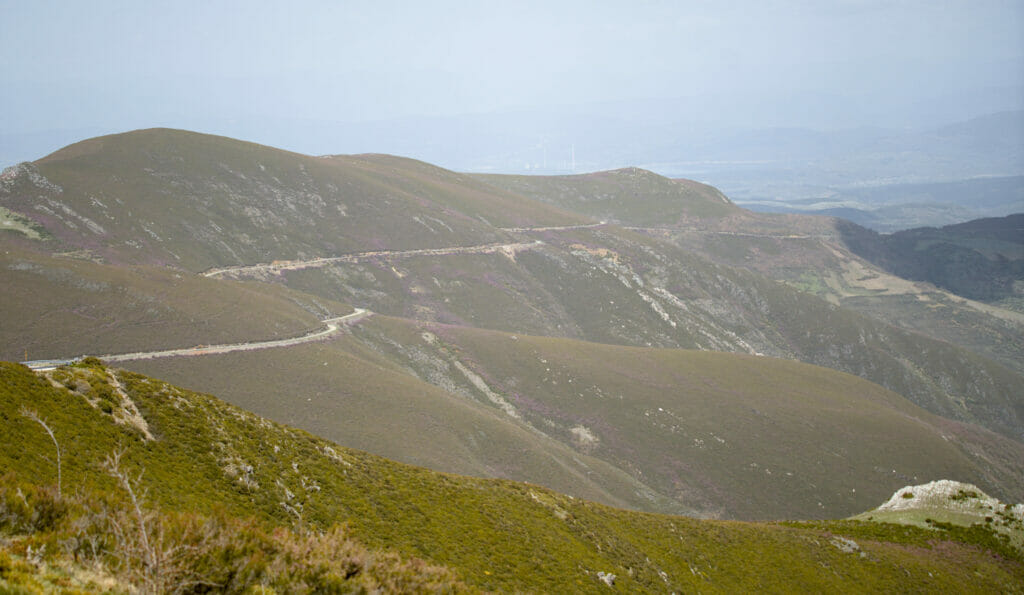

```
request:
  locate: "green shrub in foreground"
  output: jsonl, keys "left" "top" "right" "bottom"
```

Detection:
{"left": 0, "top": 477, "right": 466, "bottom": 594}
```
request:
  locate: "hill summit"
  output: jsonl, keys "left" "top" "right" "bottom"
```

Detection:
{"left": 2, "top": 128, "right": 586, "bottom": 271}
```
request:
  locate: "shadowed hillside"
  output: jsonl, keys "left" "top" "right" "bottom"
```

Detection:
{"left": 838, "top": 214, "right": 1024, "bottom": 305}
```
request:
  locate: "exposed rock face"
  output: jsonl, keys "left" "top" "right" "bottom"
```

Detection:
{"left": 1, "top": 162, "right": 64, "bottom": 195}
{"left": 877, "top": 479, "right": 1024, "bottom": 520}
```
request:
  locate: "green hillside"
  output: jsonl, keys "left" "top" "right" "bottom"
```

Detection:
{"left": 123, "top": 331, "right": 683, "bottom": 516}
{"left": 2, "top": 361, "right": 1021, "bottom": 593}
{"left": 363, "top": 318, "right": 1024, "bottom": 519}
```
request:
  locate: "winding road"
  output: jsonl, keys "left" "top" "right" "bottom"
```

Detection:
{"left": 22, "top": 308, "right": 371, "bottom": 371}
{"left": 24, "top": 223, "right": 609, "bottom": 371}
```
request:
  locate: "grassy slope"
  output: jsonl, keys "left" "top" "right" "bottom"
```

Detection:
{"left": 476, "top": 167, "right": 739, "bottom": 224}
{"left": 2, "top": 361, "right": 1021, "bottom": 593}
{"left": 334, "top": 153, "right": 589, "bottom": 228}
{"left": 0, "top": 245, "right": 351, "bottom": 362}
{"left": 3, "top": 129, "right": 585, "bottom": 272}
{"left": 364, "top": 316, "right": 1024, "bottom": 519}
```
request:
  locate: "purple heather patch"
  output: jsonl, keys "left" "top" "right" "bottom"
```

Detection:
{"left": 479, "top": 272, "right": 506, "bottom": 289}
{"left": 508, "top": 392, "right": 562, "bottom": 419}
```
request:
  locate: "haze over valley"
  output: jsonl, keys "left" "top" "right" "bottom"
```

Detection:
{"left": 2, "top": 1, "right": 1023, "bottom": 591}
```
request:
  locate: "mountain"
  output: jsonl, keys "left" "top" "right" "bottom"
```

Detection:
{"left": 6, "top": 241, "right": 1015, "bottom": 519}
{"left": 625, "top": 202, "right": 1024, "bottom": 378}
{"left": 1, "top": 128, "right": 585, "bottom": 272}
{"left": 2, "top": 128, "right": 1023, "bottom": 523}
{"left": 3, "top": 360, "right": 1021, "bottom": 592}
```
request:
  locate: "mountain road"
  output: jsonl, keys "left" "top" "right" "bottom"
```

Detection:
{"left": 22, "top": 308, "right": 371, "bottom": 370}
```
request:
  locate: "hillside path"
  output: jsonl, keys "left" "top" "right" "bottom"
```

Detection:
{"left": 22, "top": 309, "right": 371, "bottom": 370}
{"left": 202, "top": 242, "right": 544, "bottom": 278}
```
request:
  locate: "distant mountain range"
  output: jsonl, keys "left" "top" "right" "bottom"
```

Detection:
{"left": 2, "top": 128, "right": 1022, "bottom": 589}
{"left": 741, "top": 175, "right": 1024, "bottom": 231}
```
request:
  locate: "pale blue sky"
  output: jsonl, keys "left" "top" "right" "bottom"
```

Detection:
{"left": 2, "top": 0, "right": 1022, "bottom": 163}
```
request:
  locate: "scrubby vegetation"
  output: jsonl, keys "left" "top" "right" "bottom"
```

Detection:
{"left": 0, "top": 246, "right": 354, "bottom": 362}
{"left": 2, "top": 361, "right": 1023, "bottom": 592}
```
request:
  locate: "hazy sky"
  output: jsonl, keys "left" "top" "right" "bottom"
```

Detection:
{"left": 2, "top": 0, "right": 1022, "bottom": 160}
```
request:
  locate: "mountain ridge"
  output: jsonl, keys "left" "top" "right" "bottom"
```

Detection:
{"left": 4, "top": 128, "right": 587, "bottom": 272}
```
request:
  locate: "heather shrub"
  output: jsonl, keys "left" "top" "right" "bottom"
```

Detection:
{"left": 0, "top": 480, "right": 70, "bottom": 535}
